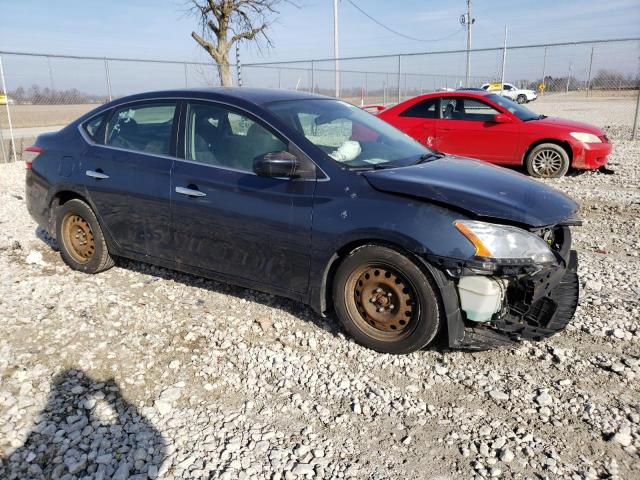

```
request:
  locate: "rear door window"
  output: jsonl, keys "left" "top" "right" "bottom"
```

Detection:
{"left": 106, "top": 102, "right": 177, "bottom": 155}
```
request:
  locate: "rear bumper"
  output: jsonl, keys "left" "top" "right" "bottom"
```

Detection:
{"left": 572, "top": 141, "right": 612, "bottom": 170}
{"left": 26, "top": 169, "right": 52, "bottom": 233}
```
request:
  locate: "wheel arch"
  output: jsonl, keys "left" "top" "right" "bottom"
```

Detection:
{"left": 315, "top": 239, "right": 464, "bottom": 348}
{"left": 317, "top": 238, "right": 450, "bottom": 316}
{"left": 523, "top": 138, "right": 573, "bottom": 167}
{"left": 47, "top": 189, "right": 91, "bottom": 238}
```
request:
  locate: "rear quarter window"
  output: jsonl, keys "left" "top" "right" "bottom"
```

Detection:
{"left": 399, "top": 98, "right": 437, "bottom": 119}
{"left": 82, "top": 111, "right": 109, "bottom": 143}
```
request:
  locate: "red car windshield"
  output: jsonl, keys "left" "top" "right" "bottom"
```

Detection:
{"left": 485, "top": 94, "right": 541, "bottom": 121}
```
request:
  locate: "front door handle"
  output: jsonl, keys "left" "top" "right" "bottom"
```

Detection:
{"left": 175, "top": 186, "right": 206, "bottom": 197}
{"left": 86, "top": 170, "right": 109, "bottom": 179}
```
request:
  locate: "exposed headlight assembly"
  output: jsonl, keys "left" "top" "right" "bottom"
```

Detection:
{"left": 569, "top": 132, "right": 601, "bottom": 143}
{"left": 455, "top": 220, "right": 556, "bottom": 265}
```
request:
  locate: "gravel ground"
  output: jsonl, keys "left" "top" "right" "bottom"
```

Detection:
{"left": 0, "top": 139, "right": 639, "bottom": 479}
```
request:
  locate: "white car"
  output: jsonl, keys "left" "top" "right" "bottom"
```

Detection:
{"left": 481, "top": 82, "right": 537, "bottom": 104}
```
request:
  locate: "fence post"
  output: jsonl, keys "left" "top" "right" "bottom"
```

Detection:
{"left": 364, "top": 72, "right": 368, "bottom": 104}
{"left": 0, "top": 126, "right": 7, "bottom": 164}
{"left": 565, "top": 62, "right": 572, "bottom": 93}
{"left": 278, "top": 68, "right": 281, "bottom": 89}
{"left": 541, "top": 46, "right": 547, "bottom": 95}
{"left": 104, "top": 58, "right": 113, "bottom": 101}
{"left": 184, "top": 62, "right": 189, "bottom": 88}
{"left": 385, "top": 72, "right": 389, "bottom": 104}
{"left": 311, "top": 61, "right": 315, "bottom": 93}
{"left": 0, "top": 55, "right": 17, "bottom": 163}
{"left": 47, "top": 56, "right": 55, "bottom": 90}
{"left": 397, "top": 55, "right": 401, "bottom": 103}
{"left": 404, "top": 73, "right": 407, "bottom": 99}
{"left": 586, "top": 46, "right": 594, "bottom": 97}
{"left": 632, "top": 88, "right": 640, "bottom": 140}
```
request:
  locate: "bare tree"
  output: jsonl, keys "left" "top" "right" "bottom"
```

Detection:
{"left": 188, "top": 0, "right": 285, "bottom": 87}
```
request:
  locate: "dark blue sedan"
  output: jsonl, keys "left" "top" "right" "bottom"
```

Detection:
{"left": 25, "top": 88, "right": 579, "bottom": 353}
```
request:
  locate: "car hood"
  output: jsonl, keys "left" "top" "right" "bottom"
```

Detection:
{"left": 533, "top": 116, "right": 603, "bottom": 135}
{"left": 362, "top": 157, "right": 579, "bottom": 228}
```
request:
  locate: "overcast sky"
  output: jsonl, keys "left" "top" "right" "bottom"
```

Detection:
{"left": 1, "top": 0, "right": 639, "bottom": 63}
{"left": 1, "top": 0, "right": 638, "bottom": 95}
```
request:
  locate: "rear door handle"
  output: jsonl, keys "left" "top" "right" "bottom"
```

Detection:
{"left": 175, "top": 186, "right": 206, "bottom": 197}
{"left": 86, "top": 170, "right": 109, "bottom": 179}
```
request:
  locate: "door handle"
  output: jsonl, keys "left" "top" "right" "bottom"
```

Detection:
{"left": 175, "top": 186, "right": 206, "bottom": 197}
{"left": 86, "top": 170, "right": 109, "bottom": 179}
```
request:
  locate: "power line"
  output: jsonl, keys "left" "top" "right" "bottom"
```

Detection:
{"left": 345, "top": 0, "right": 463, "bottom": 43}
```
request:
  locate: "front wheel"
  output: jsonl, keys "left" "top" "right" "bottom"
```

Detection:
{"left": 332, "top": 245, "right": 441, "bottom": 354}
{"left": 55, "top": 198, "right": 115, "bottom": 273}
{"left": 516, "top": 94, "right": 527, "bottom": 104}
{"left": 525, "top": 143, "right": 570, "bottom": 178}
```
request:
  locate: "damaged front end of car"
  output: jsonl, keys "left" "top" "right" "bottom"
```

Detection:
{"left": 433, "top": 220, "right": 580, "bottom": 350}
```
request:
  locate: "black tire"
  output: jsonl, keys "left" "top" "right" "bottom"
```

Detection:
{"left": 525, "top": 143, "right": 570, "bottom": 178}
{"left": 516, "top": 94, "right": 527, "bottom": 104}
{"left": 55, "top": 198, "right": 114, "bottom": 273}
{"left": 332, "top": 245, "right": 442, "bottom": 354}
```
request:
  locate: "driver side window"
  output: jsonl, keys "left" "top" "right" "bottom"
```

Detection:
{"left": 185, "top": 102, "right": 287, "bottom": 171}
{"left": 440, "top": 97, "right": 499, "bottom": 122}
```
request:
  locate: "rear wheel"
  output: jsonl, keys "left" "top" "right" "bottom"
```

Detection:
{"left": 332, "top": 245, "right": 441, "bottom": 354}
{"left": 55, "top": 198, "right": 114, "bottom": 273}
{"left": 525, "top": 143, "right": 570, "bottom": 178}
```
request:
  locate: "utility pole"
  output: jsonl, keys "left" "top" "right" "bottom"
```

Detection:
{"left": 499, "top": 25, "right": 507, "bottom": 93}
{"left": 333, "top": 0, "right": 340, "bottom": 98}
{"left": 461, "top": 0, "right": 475, "bottom": 87}
{"left": 566, "top": 62, "right": 572, "bottom": 93}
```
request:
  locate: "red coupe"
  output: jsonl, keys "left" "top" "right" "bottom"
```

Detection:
{"left": 374, "top": 91, "right": 612, "bottom": 178}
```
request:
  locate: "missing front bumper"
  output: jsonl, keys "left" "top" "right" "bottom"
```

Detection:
{"left": 448, "top": 250, "right": 579, "bottom": 350}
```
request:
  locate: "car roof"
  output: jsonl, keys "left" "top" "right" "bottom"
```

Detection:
{"left": 108, "top": 87, "right": 330, "bottom": 106}
{"left": 412, "top": 90, "right": 494, "bottom": 100}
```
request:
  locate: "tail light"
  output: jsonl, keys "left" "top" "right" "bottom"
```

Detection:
{"left": 24, "top": 146, "right": 43, "bottom": 170}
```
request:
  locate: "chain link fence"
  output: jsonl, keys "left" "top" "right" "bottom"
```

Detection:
{"left": 2, "top": 38, "right": 639, "bottom": 162}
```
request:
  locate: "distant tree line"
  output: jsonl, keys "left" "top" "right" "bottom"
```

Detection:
{"left": 516, "top": 69, "right": 640, "bottom": 92}
{"left": 7, "top": 85, "right": 107, "bottom": 105}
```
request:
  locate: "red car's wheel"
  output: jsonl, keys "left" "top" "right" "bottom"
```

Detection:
{"left": 526, "top": 143, "right": 570, "bottom": 178}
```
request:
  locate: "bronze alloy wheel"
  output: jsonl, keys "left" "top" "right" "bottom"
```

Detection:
{"left": 61, "top": 213, "right": 96, "bottom": 263}
{"left": 345, "top": 263, "right": 419, "bottom": 341}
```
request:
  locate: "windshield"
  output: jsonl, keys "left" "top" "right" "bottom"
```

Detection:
{"left": 486, "top": 93, "right": 539, "bottom": 121}
{"left": 266, "top": 99, "right": 429, "bottom": 169}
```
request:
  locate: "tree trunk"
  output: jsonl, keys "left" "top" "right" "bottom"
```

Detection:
{"left": 217, "top": 54, "right": 233, "bottom": 87}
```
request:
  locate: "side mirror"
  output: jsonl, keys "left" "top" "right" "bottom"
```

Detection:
{"left": 253, "top": 151, "right": 300, "bottom": 178}
{"left": 492, "top": 113, "right": 513, "bottom": 124}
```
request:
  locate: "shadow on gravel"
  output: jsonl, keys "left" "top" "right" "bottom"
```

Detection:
{"left": 35, "top": 226, "right": 58, "bottom": 251}
{"left": 0, "top": 369, "right": 167, "bottom": 480}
